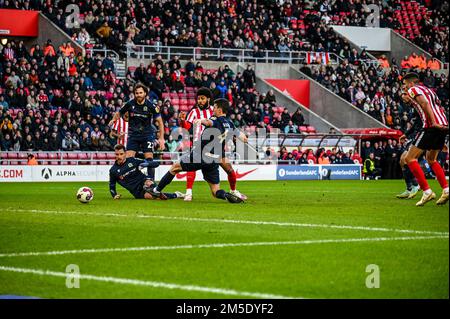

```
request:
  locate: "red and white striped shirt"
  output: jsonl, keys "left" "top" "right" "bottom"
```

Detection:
{"left": 3, "top": 48, "right": 14, "bottom": 61}
{"left": 112, "top": 117, "right": 129, "bottom": 146}
{"left": 186, "top": 106, "right": 214, "bottom": 141}
{"left": 408, "top": 85, "right": 448, "bottom": 128}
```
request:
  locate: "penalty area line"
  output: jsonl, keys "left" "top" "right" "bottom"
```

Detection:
{"left": 0, "top": 235, "right": 447, "bottom": 258}
{"left": 4, "top": 208, "right": 449, "bottom": 236}
{"left": 0, "top": 265, "right": 299, "bottom": 299}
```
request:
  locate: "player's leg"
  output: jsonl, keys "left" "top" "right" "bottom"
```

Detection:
{"left": 426, "top": 148, "right": 449, "bottom": 205}
{"left": 152, "top": 162, "right": 183, "bottom": 194}
{"left": 143, "top": 137, "right": 156, "bottom": 180}
{"left": 184, "top": 171, "right": 196, "bottom": 201}
{"left": 397, "top": 151, "right": 419, "bottom": 199}
{"left": 405, "top": 140, "right": 435, "bottom": 206}
{"left": 143, "top": 192, "right": 184, "bottom": 200}
{"left": 219, "top": 158, "right": 247, "bottom": 200}
{"left": 203, "top": 164, "right": 243, "bottom": 203}
{"left": 125, "top": 136, "right": 138, "bottom": 158}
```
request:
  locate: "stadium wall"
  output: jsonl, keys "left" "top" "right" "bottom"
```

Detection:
{"left": 291, "top": 67, "right": 389, "bottom": 129}
{"left": 0, "top": 164, "right": 362, "bottom": 182}
{"left": 256, "top": 78, "right": 338, "bottom": 133}
{"left": 23, "top": 12, "right": 83, "bottom": 54}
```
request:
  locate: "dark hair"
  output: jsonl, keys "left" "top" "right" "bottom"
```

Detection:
{"left": 214, "top": 98, "right": 231, "bottom": 115}
{"left": 133, "top": 82, "right": 149, "bottom": 94}
{"left": 114, "top": 144, "right": 126, "bottom": 152}
{"left": 196, "top": 87, "right": 212, "bottom": 99}
{"left": 403, "top": 72, "right": 419, "bottom": 82}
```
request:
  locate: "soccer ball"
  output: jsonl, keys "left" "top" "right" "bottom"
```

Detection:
{"left": 76, "top": 187, "right": 94, "bottom": 203}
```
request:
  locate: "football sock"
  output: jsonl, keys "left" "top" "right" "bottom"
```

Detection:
{"left": 402, "top": 166, "right": 417, "bottom": 191}
{"left": 157, "top": 172, "right": 175, "bottom": 192}
{"left": 430, "top": 162, "right": 448, "bottom": 190}
{"left": 227, "top": 170, "right": 237, "bottom": 191}
{"left": 408, "top": 160, "right": 430, "bottom": 192}
{"left": 164, "top": 193, "right": 177, "bottom": 199}
{"left": 215, "top": 189, "right": 226, "bottom": 200}
{"left": 186, "top": 171, "right": 196, "bottom": 191}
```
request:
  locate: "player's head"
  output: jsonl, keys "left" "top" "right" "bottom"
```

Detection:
{"left": 196, "top": 87, "right": 212, "bottom": 110}
{"left": 402, "top": 72, "right": 419, "bottom": 89}
{"left": 123, "top": 112, "right": 129, "bottom": 122}
{"left": 213, "top": 98, "right": 230, "bottom": 117}
{"left": 114, "top": 144, "right": 127, "bottom": 164}
{"left": 133, "top": 83, "right": 148, "bottom": 104}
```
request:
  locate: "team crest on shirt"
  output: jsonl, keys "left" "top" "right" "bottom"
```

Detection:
{"left": 143, "top": 106, "right": 148, "bottom": 112}
{"left": 154, "top": 106, "right": 160, "bottom": 113}
{"left": 128, "top": 163, "right": 133, "bottom": 168}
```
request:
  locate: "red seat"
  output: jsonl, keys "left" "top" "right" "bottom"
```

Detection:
{"left": 6, "top": 153, "right": 18, "bottom": 159}
{"left": 307, "top": 126, "right": 316, "bottom": 133}
{"left": 17, "top": 153, "right": 28, "bottom": 160}
{"left": 179, "top": 99, "right": 188, "bottom": 106}
{"left": 98, "top": 161, "right": 108, "bottom": 165}
{"left": 50, "top": 161, "right": 59, "bottom": 165}
{"left": 36, "top": 153, "right": 48, "bottom": 159}
{"left": 95, "top": 153, "right": 107, "bottom": 160}
{"left": 10, "top": 161, "right": 19, "bottom": 165}
{"left": 47, "top": 153, "right": 59, "bottom": 160}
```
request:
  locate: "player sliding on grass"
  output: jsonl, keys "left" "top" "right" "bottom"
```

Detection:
{"left": 150, "top": 98, "right": 247, "bottom": 204}
{"left": 179, "top": 87, "right": 247, "bottom": 201}
{"left": 402, "top": 72, "right": 449, "bottom": 206}
{"left": 109, "top": 144, "right": 184, "bottom": 200}
{"left": 109, "top": 83, "right": 165, "bottom": 182}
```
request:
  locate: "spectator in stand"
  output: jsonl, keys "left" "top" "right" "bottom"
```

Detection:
{"left": 284, "top": 121, "right": 298, "bottom": 134}
{"left": 378, "top": 55, "right": 390, "bottom": 68}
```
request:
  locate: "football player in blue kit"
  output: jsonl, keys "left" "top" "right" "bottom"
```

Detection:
{"left": 109, "top": 83, "right": 165, "bottom": 181}
{"left": 149, "top": 98, "right": 247, "bottom": 204}
{"left": 109, "top": 144, "right": 184, "bottom": 200}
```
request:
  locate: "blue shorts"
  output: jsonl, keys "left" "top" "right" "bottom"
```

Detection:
{"left": 180, "top": 153, "right": 220, "bottom": 185}
{"left": 127, "top": 134, "right": 156, "bottom": 154}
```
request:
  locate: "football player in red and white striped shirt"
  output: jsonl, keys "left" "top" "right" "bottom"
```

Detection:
{"left": 179, "top": 87, "right": 247, "bottom": 201}
{"left": 403, "top": 73, "right": 449, "bottom": 206}
{"left": 111, "top": 112, "right": 129, "bottom": 147}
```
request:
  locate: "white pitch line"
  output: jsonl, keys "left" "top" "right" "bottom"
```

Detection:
{"left": 4, "top": 208, "right": 449, "bottom": 236}
{"left": 0, "top": 265, "right": 298, "bottom": 299}
{"left": 0, "top": 236, "right": 447, "bottom": 258}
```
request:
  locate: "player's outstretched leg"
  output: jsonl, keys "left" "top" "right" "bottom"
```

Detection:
{"left": 185, "top": 171, "right": 196, "bottom": 202}
{"left": 209, "top": 182, "right": 243, "bottom": 204}
{"left": 220, "top": 160, "right": 247, "bottom": 200}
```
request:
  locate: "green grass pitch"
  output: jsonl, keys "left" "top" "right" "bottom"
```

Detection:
{"left": 0, "top": 180, "right": 448, "bottom": 299}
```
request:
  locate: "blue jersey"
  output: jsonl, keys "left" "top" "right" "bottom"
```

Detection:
{"left": 200, "top": 116, "right": 237, "bottom": 159}
{"left": 119, "top": 99, "right": 161, "bottom": 137}
{"left": 109, "top": 158, "right": 149, "bottom": 198}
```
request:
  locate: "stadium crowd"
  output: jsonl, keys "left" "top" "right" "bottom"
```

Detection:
{"left": 309, "top": 58, "right": 449, "bottom": 131}
{"left": 0, "top": 39, "right": 311, "bottom": 153}
{"left": 1, "top": 0, "right": 447, "bottom": 64}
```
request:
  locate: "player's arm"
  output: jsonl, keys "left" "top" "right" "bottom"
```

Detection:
{"left": 109, "top": 171, "right": 121, "bottom": 199}
{"left": 109, "top": 112, "right": 121, "bottom": 127}
{"left": 179, "top": 110, "right": 193, "bottom": 131}
{"left": 154, "top": 116, "right": 165, "bottom": 150}
{"left": 195, "top": 118, "right": 213, "bottom": 127}
{"left": 237, "top": 130, "right": 248, "bottom": 143}
{"left": 414, "top": 95, "right": 444, "bottom": 129}
{"left": 109, "top": 102, "right": 131, "bottom": 126}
